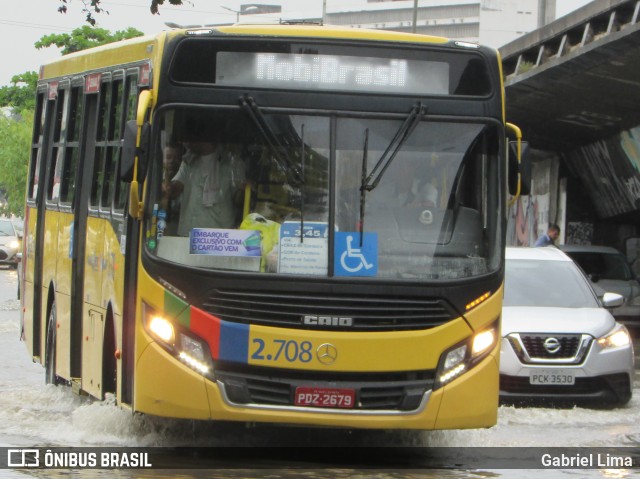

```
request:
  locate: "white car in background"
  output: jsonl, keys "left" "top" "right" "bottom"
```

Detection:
{"left": 0, "top": 218, "right": 20, "bottom": 269}
{"left": 500, "top": 247, "right": 633, "bottom": 407}
{"left": 561, "top": 244, "right": 640, "bottom": 327}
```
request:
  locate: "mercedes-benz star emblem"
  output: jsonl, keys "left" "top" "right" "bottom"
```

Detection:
{"left": 316, "top": 343, "right": 338, "bottom": 365}
{"left": 543, "top": 337, "right": 561, "bottom": 354}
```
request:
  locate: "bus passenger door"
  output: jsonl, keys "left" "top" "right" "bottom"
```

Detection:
{"left": 67, "top": 89, "right": 99, "bottom": 390}
{"left": 72, "top": 73, "right": 142, "bottom": 404}
{"left": 23, "top": 88, "right": 55, "bottom": 362}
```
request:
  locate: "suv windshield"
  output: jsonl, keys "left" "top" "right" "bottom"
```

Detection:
{"left": 504, "top": 259, "right": 599, "bottom": 308}
{"left": 145, "top": 107, "right": 502, "bottom": 280}
{"left": 0, "top": 219, "right": 16, "bottom": 237}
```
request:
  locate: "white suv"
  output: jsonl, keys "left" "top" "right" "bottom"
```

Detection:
{"left": 501, "top": 247, "right": 633, "bottom": 407}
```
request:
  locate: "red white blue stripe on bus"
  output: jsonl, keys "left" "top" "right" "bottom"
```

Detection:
{"left": 190, "top": 306, "right": 249, "bottom": 363}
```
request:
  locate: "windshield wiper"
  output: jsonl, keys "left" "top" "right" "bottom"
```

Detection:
{"left": 357, "top": 128, "right": 370, "bottom": 247}
{"left": 361, "top": 102, "right": 427, "bottom": 192}
{"left": 299, "top": 123, "right": 306, "bottom": 243}
{"left": 356, "top": 103, "right": 426, "bottom": 246}
{"left": 239, "top": 95, "right": 304, "bottom": 185}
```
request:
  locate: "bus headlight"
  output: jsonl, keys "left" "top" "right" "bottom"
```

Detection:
{"left": 435, "top": 323, "right": 498, "bottom": 389}
{"left": 143, "top": 304, "right": 214, "bottom": 378}
{"left": 439, "top": 345, "right": 467, "bottom": 385}
{"left": 597, "top": 323, "right": 631, "bottom": 349}
{"left": 472, "top": 329, "right": 496, "bottom": 355}
{"left": 148, "top": 315, "right": 175, "bottom": 344}
{"left": 177, "top": 333, "right": 212, "bottom": 376}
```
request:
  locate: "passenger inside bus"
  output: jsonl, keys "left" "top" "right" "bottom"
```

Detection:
{"left": 160, "top": 142, "right": 183, "bottom": 236}
{"left": 163, "top": 133, "right": 246, "bottom": 236}
{"left": 163, "top": 142, "right": 182, "bottom": 182}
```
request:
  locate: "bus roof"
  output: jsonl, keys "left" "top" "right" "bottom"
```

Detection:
{"left": 38, "top": 24, "right": 488, "bottom": 82}
{"left": 207, "top": 24, "right": 451, "bottom": 45}
{"left": 39, "top": 33, "right": 163, "bottom": 81}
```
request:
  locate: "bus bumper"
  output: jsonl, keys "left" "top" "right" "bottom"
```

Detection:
{"left": 135, "top": 341, "right": 499, "bottom": 429}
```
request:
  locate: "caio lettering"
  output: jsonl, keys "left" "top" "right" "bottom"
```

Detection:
{"left": 302, "top": 315, "right": 353, "bottom": 327}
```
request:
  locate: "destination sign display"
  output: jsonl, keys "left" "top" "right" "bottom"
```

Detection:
{"left": 216, "top": 51, "right": 449, "bottom": 95}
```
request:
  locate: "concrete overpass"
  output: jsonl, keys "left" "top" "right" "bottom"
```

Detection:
{"left": 500, "top": 0, "right": 640, "bottom": 152}
{"left": 498, "top": 0, "right": 640, "bottom": 259}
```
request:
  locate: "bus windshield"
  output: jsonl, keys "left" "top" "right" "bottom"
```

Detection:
{"left": 148, "top": 107, "right": 501, "bottom": 280}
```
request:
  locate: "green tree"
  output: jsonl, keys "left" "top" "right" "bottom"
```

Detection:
{"left": 0, "top": 110, "right": 32, "bottom": 217}
{"left": 0, "top": 23, "right": 143, "bottom": 215}
{"left": 0, "top": 72, "right": 38, "bottom": 110}
{"left": 58, "top": 0, "right": 184, "bottom": 25}
{"left": 0, "top": 24, "right": 144, "bottom": 215}
{"left": 35, "top": 25, "right": 144, "bottom": 55}
{"left": 2, "top": 26, "right": 143, "bottom": 110}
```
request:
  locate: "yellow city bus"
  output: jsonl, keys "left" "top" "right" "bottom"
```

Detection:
{"left": 21, "top": 24, "right": 527, "bottom": 429}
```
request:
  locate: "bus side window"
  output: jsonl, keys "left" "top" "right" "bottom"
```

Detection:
{"left": 114, "top": 73, "right": 139, "bottom": 213}
{"left": 47, "top": 87, "right": 66, "bottom": 205}
{"left": 59, "top": 86, "right": 83, "bottom": 208}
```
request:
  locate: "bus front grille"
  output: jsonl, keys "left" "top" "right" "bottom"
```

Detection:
{"left": 202, "top": 289, "right": 456, "bottom": 331}
{"left": 215, "top": 364, "right": 435, "bottom": 412}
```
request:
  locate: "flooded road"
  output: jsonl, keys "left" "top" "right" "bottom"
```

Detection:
{"left": 1, "top": 268, "right": 639, "bottom": 478}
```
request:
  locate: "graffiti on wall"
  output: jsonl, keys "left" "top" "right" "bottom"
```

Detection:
{"left": 507, "top": 194, "right": 552, "bottom": 246}
{"left": 508, "top": 196, "right": 536, "bottom": 246}
{"left": 507, "top": 158, "right": 557, "bottom": 246}
{"left": 566, "top": 221, "right": 594, "bottom": 245}
{"left": 564, "top": 127, "right": 640, "bottom": 219}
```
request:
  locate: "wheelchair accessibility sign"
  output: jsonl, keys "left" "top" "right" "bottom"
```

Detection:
{"left": 334, "top": 232, "right": 378, "bottom": 277}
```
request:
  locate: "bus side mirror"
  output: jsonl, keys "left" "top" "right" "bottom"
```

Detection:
{"left": 508, "top": 140, "right": 531, "bottom": 196}
{"left": 121, "top": 119, "right": 150, "bottom": 183}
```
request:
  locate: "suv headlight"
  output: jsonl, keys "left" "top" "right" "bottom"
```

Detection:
{"left": 597, "top": 323, "right": 631, "bottom": 349}
{"left": 143, "top": 303, "right": 214, "bottom": 378}
{"left": 435, "top": 322, "right": 498, "bottom": 389}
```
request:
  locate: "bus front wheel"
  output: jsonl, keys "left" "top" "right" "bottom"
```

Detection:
{"left": 102, "top": 316, "right": 117, "bottom": 400}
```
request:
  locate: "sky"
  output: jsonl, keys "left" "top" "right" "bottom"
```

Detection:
{"left": 1, "top": 0, "right": 593, "bottom": 87}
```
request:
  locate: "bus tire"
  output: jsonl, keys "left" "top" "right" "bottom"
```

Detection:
{"left": 102, "top": 315, "right": 117, "bottom": 400}
{"left": 45, "top": 302, "right": 60, "bottom": 386}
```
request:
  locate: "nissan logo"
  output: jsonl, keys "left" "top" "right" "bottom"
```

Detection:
{"left": 543, "top": 337, "right": 562, "bottom": 354}
{"left": 316, "top": 343, "right": 338, "bottom": 365}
